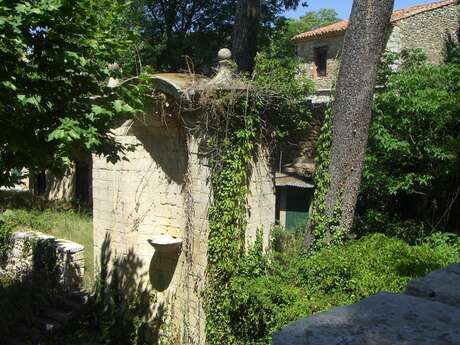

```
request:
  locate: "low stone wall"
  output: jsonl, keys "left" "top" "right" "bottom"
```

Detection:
{"left": 1, "top": 231, "right": 85, "bottom": 291}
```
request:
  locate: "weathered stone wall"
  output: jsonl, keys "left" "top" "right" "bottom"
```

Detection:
{"left": 386, "top": 26, "right": 402, "bottom": 53}
{"left": 397, "top": 4, "right": 458, "bottom": 63}
{"left": 171, "top": 121, "right": 210, "bottom": 344}
{"left": 93, "top": 112, "right": 200, "bottom": 342}
{"left": 93, "top": 109, "right": 276, "bottom": 344}
{"left": 93, "top": 115, "right": 188, "bottom": 266}
{"left": 246, "top": 145, "right": 276, "bottom": 248}
{"left": 44, "top": 168, "right": 76, "bottom": 202}
{"left": 297, "top": 35, "right": 343, "bottom": 90}
{"left": 296, "top": 3, "right": 459, "bottom": 90}
{"left": 0, "top": 231, "right": 85, "bottom": 290}
{"left": 296, "top": 27, "right": 402, "bottom": 91}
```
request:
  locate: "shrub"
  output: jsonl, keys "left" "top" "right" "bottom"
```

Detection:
{"left": 359, "top": 46, "right": 460, "bottom": 237}
{"left": 225, "top": 233, "right": 460, "bottom": 344}
{"left": 0, "top": 211, "right": 15, "bottom": 263}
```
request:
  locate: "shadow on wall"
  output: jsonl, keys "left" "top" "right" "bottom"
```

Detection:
{"left": 149, "top": 247, "right": 180, "bottom": 292}
{"left": 91, "top": 233, "right": 166, "bottom": 345}
{"left": 131, "top": 119, "right": 188, "bottom": 186}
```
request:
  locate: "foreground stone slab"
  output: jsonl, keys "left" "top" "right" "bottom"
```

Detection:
{"left": 272, "top": 292, "right": 460, "bottom": 345}
{"left": 406, "top": 263, "right": 460, "bottom": 308}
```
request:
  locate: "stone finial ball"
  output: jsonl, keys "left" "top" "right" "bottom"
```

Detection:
{"left": 218, "top": 48, "right": 232, "bottom": 60}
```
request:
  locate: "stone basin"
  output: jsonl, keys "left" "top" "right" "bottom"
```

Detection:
{"left": 148, "top": 234, "right": 183, "bottom": 253}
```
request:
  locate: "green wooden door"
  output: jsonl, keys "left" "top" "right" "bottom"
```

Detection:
{"left": 285, "top": 187, "right": 313, "bottom": 232}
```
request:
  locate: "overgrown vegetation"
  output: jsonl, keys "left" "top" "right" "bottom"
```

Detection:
{"left": 204, "top": 91, "right": 260, "bottom": 344}
{"left": 201, "top": 50, "right": 313, "bottom": 342}
{"left": 307, "top": 46, "right": 460, "bottom": 249}
{"left": 0, "top": 212, "right": 14, "bottom": 262}
{"left": 0, "top": 2, "right": 459, "bottom": 344}
{"left": 357, "top": 47, "right": 460, "bottom": 239}
{"left": 303, "top": 105, "right": 347, "bottom": 250}
{"left": 215, "top": 231, "right": 460, "bottom": 344}
{"left": 0, "top": 205, "right": 164, "bottom": 344}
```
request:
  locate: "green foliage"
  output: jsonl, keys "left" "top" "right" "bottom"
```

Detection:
{"left": 205, "top": 92, "right": 260, "bottom": 344}
{"left": 0, "top": 0, "right": 143, "bottom": 187}
{"left": 203, "top": 57, "right": 314, "bottom": 341}
{"left": 288, "top": 9, "right": 340, "bottom": 35}
{"left": 127, "top": 0, "right": 307, "bottom": 71}
{"left": 263, "top": 9, "right": 340, "bottom": 63}
{"left": 0, "top": 211, "right": 14, "bottom": 262}
{"left": 223, "top": 232, "right": 460, "bottom": 344}
{"left": 254, "top": 50, "right": 313, "bottom": 139}
{"left": 204, "top": 45, "right": 314, "bottom": 342}
{"left": 303, "top": 105, "right": 347, "bottom": 250}
{"left": 255, "top": 9, "right": 341, "bottom": 250}
{"left": 358, "top": 46, "right": 460, "bottom": 237}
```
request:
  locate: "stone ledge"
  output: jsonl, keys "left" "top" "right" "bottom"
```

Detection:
{"left": 14, "top": 231, "right": 85, "bottom": 254}
{"left": 406, "top": 263, "right": 460, "bottom": 308}
{"left": 273, "top": 264, "right": 460, "bottom": 345}
{"left": 3, "top": 231, "right": 85, "bottom": 291}
{"left": 273, "top": 292, "right": 460, "bottom": 345}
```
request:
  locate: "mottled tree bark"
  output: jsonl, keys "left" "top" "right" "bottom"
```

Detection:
{"left": 327, "top": 0, "right": 395, "bottom": 230}
{"left": 232, "top": 0, "right": 261, "bottom": 73}
{"left": 305, "top": 0, "right": 395, "bottom": 248}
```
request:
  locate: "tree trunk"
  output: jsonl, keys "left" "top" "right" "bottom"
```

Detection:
{"left": 304, "top": 0, "right": 395, "bottom": 248}
{"left": 232, "top": 0, "right": 261, "bottom": 73}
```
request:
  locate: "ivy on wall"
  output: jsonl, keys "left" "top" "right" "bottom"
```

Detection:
{"left": 201, "top": 69, "right": 311, "bottom": 343}
{"left": 303, "top": 106, "right": 346, "bottom": 250}
{"left": 204, "top": 93, "right": 260, "bottom": 344}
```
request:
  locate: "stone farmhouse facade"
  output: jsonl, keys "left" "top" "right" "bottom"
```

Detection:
{"left": 92, "top": 68, "right": 275, "bottom": 343}
{"left": 274, "top": 0, "right": 459, "bottom": 231}
{"left": 293, "top": 0, "right": 459, "bottom": 91}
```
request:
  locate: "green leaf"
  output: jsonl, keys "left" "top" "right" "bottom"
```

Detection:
{"left": 113, "top": 100, "right": 134, "bottom": 114}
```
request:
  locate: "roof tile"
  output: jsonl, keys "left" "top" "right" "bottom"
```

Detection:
{"left": 292, "top": 0, "right": 457, "bottom": 42}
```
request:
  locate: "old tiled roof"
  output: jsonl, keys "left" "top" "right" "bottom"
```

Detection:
{"left": 293, "top": 20, "right": 349, "bottom": 41}
{"left": 292, "top": 0, "right": 457, "bottom": 42}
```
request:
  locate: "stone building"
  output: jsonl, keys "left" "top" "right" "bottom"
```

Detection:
{"left": 274, "top": 104, "right": 323, "bottom": 232}
{"left": 293, "top": 0, "right": 459, "bottom": 91}
{"left": 92, "top": 60, "right": 275, "bottom": 343}
{"left": 32, "top": 158, "right": 92, "bottom": 205}
{"left": 274, "top": 0, "right": 460, "bottom": 231}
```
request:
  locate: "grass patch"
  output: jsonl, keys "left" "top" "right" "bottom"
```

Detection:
{"left": 4, "top": 208, "right": 93, "bottom": 289}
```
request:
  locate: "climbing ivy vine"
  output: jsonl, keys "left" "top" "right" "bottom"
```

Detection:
{"left": 201, "top": 67, "right": 312, "bottom": 343}
{"left": 304, "top": 106, "right": 346, "bottom": 250}
{"left": 203, "top": 90, "right": 259, "bottom": 344}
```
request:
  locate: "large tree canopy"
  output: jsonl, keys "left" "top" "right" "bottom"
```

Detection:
{"left": 0, "top": 0, "right": 139, "bottom": 187}
{"left": 258, "top": 8, "right": 339, "bottom": 65}
{"left": 129, "top": 0, "right": 306, "bottom": 71}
